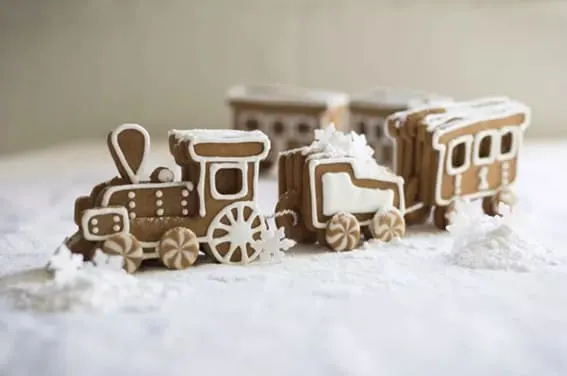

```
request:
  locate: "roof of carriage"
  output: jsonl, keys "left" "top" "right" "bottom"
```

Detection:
{"left": 386, "top": 96, "right": 530, "bottom": 135}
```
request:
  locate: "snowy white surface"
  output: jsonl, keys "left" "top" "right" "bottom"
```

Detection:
{"left": 1, "top": 140, "right": 567, "bottom": 376}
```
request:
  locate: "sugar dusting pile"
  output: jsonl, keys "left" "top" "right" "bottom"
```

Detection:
{"left": 0, "top": 245, "right": 179, "bottom": 313}
{"left": 446, "top": 200, "right": 555, "bottom": 272}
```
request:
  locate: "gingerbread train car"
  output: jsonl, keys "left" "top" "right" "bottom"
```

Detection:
{"left": 65, "top": 124, "right": 272, "bottom": 273}
{"left": 274, "top": 125, "right": 407, "bottom": 252}
{"left": 385, "top": 96, "right": 530, "bottom": 229}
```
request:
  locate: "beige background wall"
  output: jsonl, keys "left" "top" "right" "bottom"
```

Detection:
{"left": 1, "top": 0, "right": 566, "bottom": 155}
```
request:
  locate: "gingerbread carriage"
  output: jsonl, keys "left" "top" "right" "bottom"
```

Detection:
{"left": 65, "top": 124, "right": 271, "bottom": 273}
{"left": 274, "top": 126, "right": 406, "bottom": 252}
{"left": 385, "top": 97, "right": 531, "bottom": 229}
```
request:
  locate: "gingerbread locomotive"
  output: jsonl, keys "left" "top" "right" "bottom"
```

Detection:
{"left": 65, "top": 124, "right": 272, "bottom": 273}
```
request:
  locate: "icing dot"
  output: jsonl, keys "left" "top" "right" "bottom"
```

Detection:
{"left": 128, "top": 201, "right": 136, "bottom": 209}
{"left": 128, "top": 192, "right": 136, "bottom": 199}
{"left": 182, "top": 209, "right": 189, "bottom": 216}
{"left": 113, "top": 225, "right": 121, "bottom": 232}
{"left": 181, "top": 189, "right": 189, "bottom": 197}
{"left": 181, "top": 200, "right": 188, "bottom": 207}
{"left": 129, "top": 212, "right": 136, "bottom": 219}
{"left": 156, "top": 200, "right": 163, "bottom": 207}
{"left": 187, "top": 182, "right": 194, "bottom": 191}
{"left": 113, "top": 215, "right": 121, "bottom": 223}
{"left": 92, "top": 227, "right": 99, "bottom": 234}
{"left": 155, "top": 190, "right": 163, "bottom": 198}
{"left": 90, "top": 218, "right": 98, "bottom": 226}
{"left": 157, "top": 208, "right": 164, "bottom": 216}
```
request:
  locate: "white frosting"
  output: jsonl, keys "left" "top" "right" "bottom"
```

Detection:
{"left": 349, "top": 86, "right": 453, "bottom": 109}
{"left": 227, "top": 84, "right": 348, "bottom": 108}
{"left": 81, "top": 207, "right": 130, "bottom": 242}
{"left": 321, "top": 172, "right": 395, "bottom": 216}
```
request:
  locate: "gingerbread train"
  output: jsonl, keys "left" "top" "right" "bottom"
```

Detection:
{"left": 62, "top": 96, "right": 530, "bottom": 273}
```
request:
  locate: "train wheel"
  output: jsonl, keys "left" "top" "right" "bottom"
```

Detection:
{"left": 482, "top": 188, "right": 517, "bottom": 217}
{"left": 157, "top": 227, "right": 199, "bottom": 270}
{"left": 207, "top": 202, "right": 267, "bottom": 264}
{"left": 370, "top": 208, "right": 406, "bottom": 242}
{"left": 102, "top": 233, "right": 143, "bottom": 273}
{"left": 65, "top": 231, "right": 99, "bottom": 261}
{"left": 433, "top": 203, "right": 456, "bottom": 230}
{"left": 325, "top": 212, "right": 360, "bottom": 252}
{"left": 275, "top": 191, "right": 317, "bottom": 244}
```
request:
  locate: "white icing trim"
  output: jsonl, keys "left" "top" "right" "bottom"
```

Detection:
{"left": 454, "top": 174, "right": 462, "bottom": 196}
{"left": 100, "top": 182, "right": 195, "bottom": 207}
{"left": 307, "top": 157, "right": 405, "bottom": 229}
{"left": 81, "top": 206, "right": 130, "bottom": 242}
{"left": 478, "top": 166, "right": 489, "bottom": 191}
{"left": 209, "top": 162, "right": 248, "bottom": 201}
{"left": 169, "top": 129, "right": 271, "bottom": 163}
{"left": 445, "top": 135, "right": 473, "bottom": 176}
{"left": 473, "top": 129, "right": 499, "bottom": 166}
{"left": 197, "top": 162, "right": 206, "bottom": 217}
{"left": 109, "top": 123, "right": 150, "bottom": 184}
{"left": 227, "top": 84, "right": 348, "bottom": 108}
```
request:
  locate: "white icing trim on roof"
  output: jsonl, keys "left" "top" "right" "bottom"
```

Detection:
{"left": 349, "top": 86, "right": 453, "bottom": 109}
{"left": 227, "top": 84, "right": 348, "bottom": 108}
{"left": 168, "top": 129, "right": 271, "bottom": 162}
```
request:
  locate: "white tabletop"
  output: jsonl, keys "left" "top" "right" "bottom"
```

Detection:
{"left": 0, "top": 140, "right": 566, "bottom": 376}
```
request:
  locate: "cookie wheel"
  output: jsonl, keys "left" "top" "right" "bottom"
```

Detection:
{"left": 370, "top": 208, "right": 406, "bottom": 242}
{"left": 325, "top": 212, "right": 360, "bottom": 252}
{"left": 482, "top": 188, "right": 517, "bottom": 216}
{"left": 157, "top": 227, "right": 199, "bottom": 270}
{"left": 102, "top": 233, "right": 143, "bottom": 273}
{"left": 433, "top": 203, "right": 456, "bottom": 230}
{"left": 206, "top": 201, "right": 267, "bottom": 264}
{"left": 275, "top": 191, "right": 317, "bottom": 244}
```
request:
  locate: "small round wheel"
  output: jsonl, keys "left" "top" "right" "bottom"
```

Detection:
{"left": 157, "top": 227, "right": 199, "bottom": 270}
{"left": 482, "top": 188, "right": 517, "bottom": 217}
{"left": 102, "top": 233, "right": 143, "bottom": 273}
{"left": 370, "top": 208, "right": 406, "bottom": 242}
{"left": 433, "top": 203, "right": 456, "bottom": 230}
{"left": 325, "top": 212, "right": 360, "bottom": 252}
{"left": 404, "top": 206, "right": 432, "bottom": 226}
{"left": 207, "top": 202, "right": 267, "bottom": 264}
{"left": 275, "top": 191, "right": 317, "bottom": 244}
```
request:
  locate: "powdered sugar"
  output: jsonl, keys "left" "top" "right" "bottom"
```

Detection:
{"left": 1, "top": 245, "right": 179, "bottom": 313}
{"left": 446, "top": 200, "right": 555, "bottom": 272}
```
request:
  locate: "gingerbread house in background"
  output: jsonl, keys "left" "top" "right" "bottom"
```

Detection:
{"left": 227, "top": 84, "right": 348, "bottom": 171}
{"left": 348, "top": 87, "right": 453, "bottom": 167}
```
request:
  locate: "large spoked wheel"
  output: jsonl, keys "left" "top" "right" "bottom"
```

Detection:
{"left": 207, "top": 202, "right": 267, "bottom": 264}
{"left": 158, "top": 227, "right": 199, "bottom": 270}
{"left": 102, "top": 233, "right": 143, "bottom": 273}
{"left": 275, "top": 191, "right": 317, "bottom": 244}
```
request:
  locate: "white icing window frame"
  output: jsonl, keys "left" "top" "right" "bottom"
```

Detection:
{"left": 473, "top": 129, "right": 499, "bottom": 166}
{"left": 499, "top": 127, "right": 519, "bottom": 161}
{"left": 446, "top": 135, "right": 473, "bottom": 176}
{"left": 209, "top": 162, "right": 248, "bottom": 201}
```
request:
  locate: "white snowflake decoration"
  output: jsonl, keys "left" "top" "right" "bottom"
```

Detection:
{"left": 90, "top": 248, "right": 125, "bottom": 271}
{"left": 253, "top": 226, "right": 295, "bottom": 263}
{"left": 46, "top": 242, "right": 83, "bottom": 275}
{"left": 306, "top": 122, "right": 376, "bottom": 162}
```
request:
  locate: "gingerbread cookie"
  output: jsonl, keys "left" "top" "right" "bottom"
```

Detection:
{"left": 64, "top": 123, "right": 273, "bottom": 273}
{"left": 275, "top": 123, "right": 407, "bottom": 252}
{"left": 385, "top": 97, "right": 530, "bottom": 230}
{"left": 227, "top": 84, "right": 348, "bottom": 172}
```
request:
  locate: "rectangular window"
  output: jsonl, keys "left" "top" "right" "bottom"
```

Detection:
{"left": 210, "top": 163, "right": 247, "bottom": 200}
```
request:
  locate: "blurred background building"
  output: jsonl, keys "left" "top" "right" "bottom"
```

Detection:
{"left": 1, "top": 0, "right": 565, "bottom": 155}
